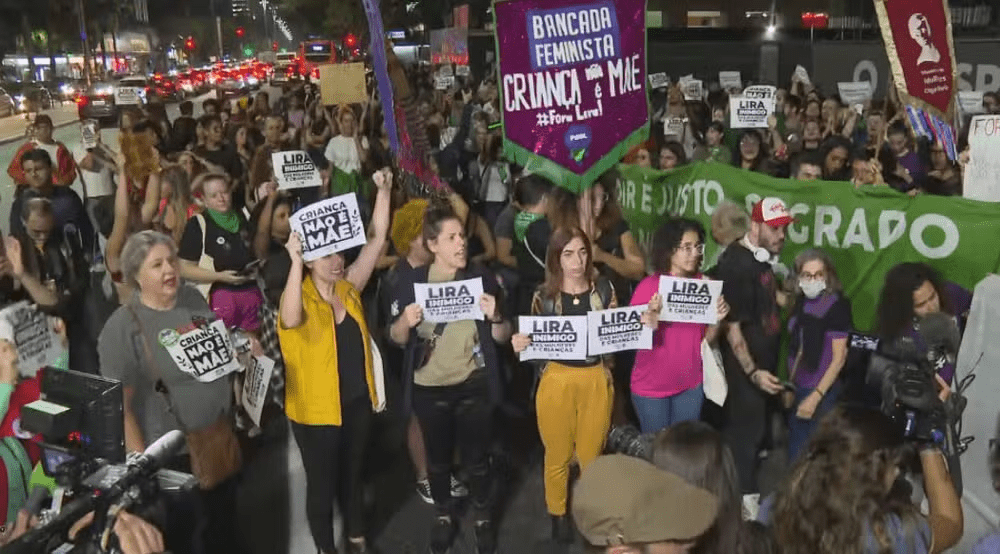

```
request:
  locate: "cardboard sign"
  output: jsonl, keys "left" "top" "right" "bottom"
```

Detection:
{"left": 959, "top": 90, "right": 986, "bottom": 115}
{"left": 679, "top": 76, "right": 703, "bottom": 101}
{"left": 241, "top": 355, "right": 274, "bottom": 427}
{"left": 160, "top": 319, "right": 242, "bottom": 382}
{"left": 729, "top": 94, "right": 774, "bottom": 129}
{"left": 657, "top": 276, "right": 724, "bottom": 325}
{"left": 272, "top": 150, "right": 323, "bottom": 190}
{"left": 434, "top": 75, "right": 455, "bottom": 90}
{"left": 964, "top": 115, "right": 1000, "bottom": 202}
{"left": 319, "top": 62, "right": 367, "bottom": 106}
{"left": 837, "top": 81, "right": 874, "bottom": 106}
{"left": 414, "top": 277, "right": 485, "bottom": 323}
{"left": 719, "top": 71, "right": 742, "bottom": 91}
{"left": 586, "top": 306, "right": 652, "bottom": 356}
{"left": 0, "top": 302, "right": 63, "bottom": 376}
{"left": 81, "top": 120, "right": 99, "bottom": 150}
{"left": 290, "top": 194, "right": 367, "bottom": 262}
{"left": 648, "top": 72, "right": 669, "bottom": 89}
{"left": 518, "top": 315, "right": 588, "bottom": 361}
{"left": 114, "top": 87, "right": 142, "bottom": 106}
{"left": 455, "top": 65, "right": 470, "bottom": 77}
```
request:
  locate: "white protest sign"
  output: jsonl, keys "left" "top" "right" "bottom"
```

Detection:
{"left": 964, "top": 115, "right": 1000, "bottom": 202}
{"left": 793, "top": 65, "right": 811, "bottom": 86}
{"left": 81, "top": 120, "right": 99, "bottom": 150}
{"left": 435, "top": 75, "right": 455, "bottom": 90}
{"left": 438, "top": 64, "right": 454, "bottom": 77}
{"left": 0, "top": 302, "right": 64, "bottom": 376}
{"left": 160, "top": 319, "right": 242, "bottom": 382}
{"left": 272, "top": 150, "right": 322, "bottom": 190}
{"left": 680, "top": 78, "right": 703, "bottom": 101}
{"left": 837, "top": 82, "right": 873, "bottom": 106}
{"left": 743, "top": 85, "right": 776, "bottom": 101}
{"left": 959, "top": 91, "right": 986, "bottom": 116}
{"left": 663, "top": 117, "right": 687, "bottom": 138}
{"left": 241, "top": 355, "right": 273, "bottom": 427}
{"left": 648, "top": 73, "right": 669, "bottom": 89}
{"left": 586, "top": 306, "right": 652, "bottom": 356}
{"left": 290, "top": 194, "right": 367, "bottom": 262}
{"left": 114, "top": 87, "right": 142, "bottom": 106}
{"left": 729, "top": 95, "right": 772, "bottom": 129}
{"left": 719, "top": 71, "right": 742, "bottom": 91}
{"left": 455, "top": 65, "right": 470, "bottom": 77}
{"left": 518, "top": 316, "right": 588, "bottom": 362}
{"left": 657, "top": 276, "right": 724, "bottom": 325}
{"left": 414, "top": 277, "right": 485, "bottom": 323}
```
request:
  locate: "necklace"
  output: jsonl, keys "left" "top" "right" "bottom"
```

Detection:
{"left": 572, "top": 293, "right": 581, "bottom": 306}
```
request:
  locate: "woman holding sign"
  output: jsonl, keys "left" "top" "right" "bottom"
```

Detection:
{"left": 510, "top": 226, "right": 631, "bottom": 544}
{"left": 277, "top": 168, "right": 392, "bottom": 554}
{"left": 388, "top": 204, "right": 511, "bottom": 554}
{"left": 629, "top": 218, "right": 729, "bottom": 435}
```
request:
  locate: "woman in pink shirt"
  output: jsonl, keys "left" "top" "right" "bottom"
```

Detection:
{"left": 630, "top": 218, "right": 729, "bottom": 434}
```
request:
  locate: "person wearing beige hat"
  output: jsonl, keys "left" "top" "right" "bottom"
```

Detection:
{"left": 572, "top": 454, "right": 719, "bottom": 554}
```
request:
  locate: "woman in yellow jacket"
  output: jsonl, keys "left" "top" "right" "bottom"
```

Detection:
{"left": 278, "top": 168, "right": 391, "bottom": 554}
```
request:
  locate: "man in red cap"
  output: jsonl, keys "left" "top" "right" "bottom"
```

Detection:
{"left": 709, "top": 197, "right": 790, "bottom": 496}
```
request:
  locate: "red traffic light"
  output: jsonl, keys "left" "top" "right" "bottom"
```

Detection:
{"left": 272, "top": 41, "right": 278, "bottom": 51}
{"left": 344, "top": 33, "right": 357, "bottom": 48}
{"left": 185, "top": 37, "right": 195, "bottom": 50}
{"left": 235, "top": 26, "right": 245, "bottom": 38}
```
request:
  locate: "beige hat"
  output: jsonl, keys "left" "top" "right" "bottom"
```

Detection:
{"left": 572, "top": 454, "right": 719, "bottom": 546}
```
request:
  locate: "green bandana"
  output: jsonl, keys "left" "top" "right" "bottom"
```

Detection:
{"left": 205, "top": 208, "right": 241, "bottom": 234}
{"left": 514, "top": 211, "right": 543, "bottom": 244}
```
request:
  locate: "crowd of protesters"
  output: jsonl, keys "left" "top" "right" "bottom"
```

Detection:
{"left": 0, "top": 59, "right": 996, "bottom": 554}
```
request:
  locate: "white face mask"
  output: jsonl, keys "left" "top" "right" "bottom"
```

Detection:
{"left": 800, "top": 278, "right": 826, "bottom": 299}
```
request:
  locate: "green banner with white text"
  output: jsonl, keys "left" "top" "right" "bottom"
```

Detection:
{"left": 616, "top": 162, "right": 1000, "bottom": 331}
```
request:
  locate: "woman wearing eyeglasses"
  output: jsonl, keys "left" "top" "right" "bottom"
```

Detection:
{"left": 629, "top": 218, "right": 729, "bottom": 434}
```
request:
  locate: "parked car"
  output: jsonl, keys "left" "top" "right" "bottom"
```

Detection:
{"left": 0, "top": 86, "right": 15, "bottom": 117}
{"left": 6, "top": 82, "right": 54, "bottom": 113}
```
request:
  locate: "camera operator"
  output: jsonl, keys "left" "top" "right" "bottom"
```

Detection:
{"left": 0, "top": 507, "right": 165, "bottom": 554}
{"left": 571, "top": 454, "right": 719, "bottom": 554}
{"left": 875, "top": 263, "right": 971, "bottom": 385}
{"left": 760, "top": 405, "right": 963, "bottom": 554}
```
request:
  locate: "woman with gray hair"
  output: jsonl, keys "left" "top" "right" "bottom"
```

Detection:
{"left": 784, "top": 248, "right": 852, "bottom": 461}
{"left": 97, "top": 230, "right": 246, "bottom": 554}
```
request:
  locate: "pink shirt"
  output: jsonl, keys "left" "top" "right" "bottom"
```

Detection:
{"left": 629, "top": 274, "right": 706, "bottom": 398}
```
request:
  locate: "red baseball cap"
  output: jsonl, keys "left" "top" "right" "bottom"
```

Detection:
{"left": 751, "top": 197, "right": 795, "bottom": 227}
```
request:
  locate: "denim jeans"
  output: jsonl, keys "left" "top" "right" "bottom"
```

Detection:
{"left": 631, "top": 384, "right": 704, "bottom": 434}
{"left": 787, "top": 381, "right": 842, "bottom": 463}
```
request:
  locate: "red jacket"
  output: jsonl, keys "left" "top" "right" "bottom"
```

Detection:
{"left": 7, "top": 140, "right": 77, "bottom": 187}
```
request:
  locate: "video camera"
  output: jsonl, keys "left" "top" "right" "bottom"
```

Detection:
{"left": 6, "top": 369, "right": 194, "bottom": 553}
{"left": 850, "top": 312, "right": 969, "bottom": 492}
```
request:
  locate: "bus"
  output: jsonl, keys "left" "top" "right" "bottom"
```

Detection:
{"left": 298, "top": 40, "right": 337, "bottom": 80}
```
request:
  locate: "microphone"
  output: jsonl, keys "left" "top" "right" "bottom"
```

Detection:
{"left": 916, "top": 312, "right": 961, "bottom": 357}
{"left": 130, "top": 430, "right": 185, "bottom": 472}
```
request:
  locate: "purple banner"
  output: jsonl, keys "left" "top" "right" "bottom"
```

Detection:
{"left": 495, "top": 0, "right": 648, "bottom": 189}
{"left": 362, "top": 0, "right": 400, "bottom": 156}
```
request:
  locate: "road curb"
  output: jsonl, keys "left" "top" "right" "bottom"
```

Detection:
{"left": 0, "top": 117, "right": 78, "bottom": 147}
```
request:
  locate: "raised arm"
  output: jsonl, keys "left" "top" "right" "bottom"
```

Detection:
{"left": 345, "top": 168, "right": 392, "bottom": 292}
{"left": 279, "top": 232, "right": 306, "bottom": 329}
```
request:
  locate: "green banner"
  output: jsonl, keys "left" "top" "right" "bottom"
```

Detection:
{"left": 617, "top": 162, "right": 1000, "bottom": 331}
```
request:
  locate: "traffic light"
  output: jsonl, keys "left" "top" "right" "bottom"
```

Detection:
{"left": 235, "top": 26, "right": 245, "bottom": 38}
{"left": 344, "top": 33, "right": 357, "bottom": 48}
{"left": 272, "top": 41, "right": 278, "bottom": 51}
{"left": 185, "top": 36, "right": 195, "bottom": 50}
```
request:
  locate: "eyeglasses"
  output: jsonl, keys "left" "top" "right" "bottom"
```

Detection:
{"left": 677, "top": 243, "right": 705, "bottom": 255}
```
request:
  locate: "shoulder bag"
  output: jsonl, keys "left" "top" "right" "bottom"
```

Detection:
{"left": 126, "top": 304, "right": 242, "bottom": 490}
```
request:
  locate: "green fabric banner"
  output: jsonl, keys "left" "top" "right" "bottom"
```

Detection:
{"left": 616, "top": 162, "right": 1000, "bottom": 331}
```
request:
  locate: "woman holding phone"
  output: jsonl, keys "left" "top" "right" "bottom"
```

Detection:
{"left": 177, "top": 173, "right": 263, "bottom": 333}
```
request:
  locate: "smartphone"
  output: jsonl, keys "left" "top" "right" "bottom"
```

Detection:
{"left": 239, "top": 259, "right": 264, "bottom": 276}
